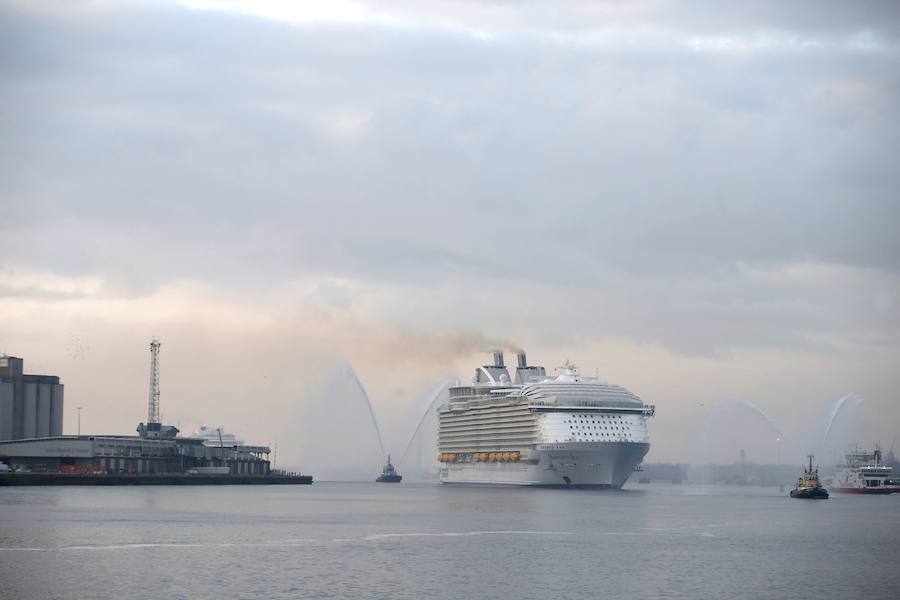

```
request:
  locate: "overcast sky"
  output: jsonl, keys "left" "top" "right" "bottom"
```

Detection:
{"left": 2, "top": 0, "right": 898, "bottom": 475}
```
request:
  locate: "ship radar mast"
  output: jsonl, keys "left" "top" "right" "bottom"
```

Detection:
{"left": 558, "top": 360, "right": 578, "bottom": 374}
{"left": 552, "top": 360, "right": 582, "bottom": 383}
{"left": 148, "top": 338, "right": 161, "bottom": 424}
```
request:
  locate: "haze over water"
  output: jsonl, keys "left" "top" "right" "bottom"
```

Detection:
{"left": 2, "top": 483, "right": 898, "bottom": 600}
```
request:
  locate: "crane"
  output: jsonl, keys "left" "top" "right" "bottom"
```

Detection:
{"left": 217, "top": 427, "right": 226, "bottom": 466}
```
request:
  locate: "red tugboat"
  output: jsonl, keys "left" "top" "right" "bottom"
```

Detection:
{"left": 831, "top": 446, "right": 900, "bottom": 494}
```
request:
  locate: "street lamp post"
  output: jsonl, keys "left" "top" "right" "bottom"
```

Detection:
{"left": 76, "top": 406, "right": 83, "bottom": 437}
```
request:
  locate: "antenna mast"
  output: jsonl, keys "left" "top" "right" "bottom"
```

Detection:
{"left": 148, "top": 338, "right": 161, "bottom": 424}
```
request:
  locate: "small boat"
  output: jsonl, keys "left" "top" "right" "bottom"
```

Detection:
{"left": 790, "top": 455, "right": 829, "bottom": 499}
{"left": 376, "top": 454, "right": 402, "bottom": 483}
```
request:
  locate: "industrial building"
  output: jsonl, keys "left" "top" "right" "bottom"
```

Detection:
{"left": 0, "top": 356, "right": 64, "bottom": 441}
{"left": 0, "top": 342, "right": 272, "bottom": 476}
{"left": 0, "top": 433, "right": 272, "bottom": 475}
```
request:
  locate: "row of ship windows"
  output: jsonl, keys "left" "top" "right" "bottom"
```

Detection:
{"left": 441, "top": 421, "right": 535, "bottom": 428}
{"left": 565, "top": 432, "right": 632, "bottom": 438}
{"left": 564, "top": 416, "right": 637, "bottom": 430}
{"left": 442, "top": 417, "right": 533, "bottom": 425}
{"left": 565, "top": 415, "right": 627, "bottom": 422}
{"left": 570, "top": 425, "right": 632, "bottom": 431}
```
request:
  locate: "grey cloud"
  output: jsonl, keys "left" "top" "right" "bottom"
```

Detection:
{"left": 314, "top": 0, "right": 900, "bottom": 41}
{"left": 1, "top": 0, "right": 898, "bottom": 357}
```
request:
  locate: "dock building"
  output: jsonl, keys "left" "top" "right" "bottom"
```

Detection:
{"left": 0, "top": 346, "right": 271, "bottom": 476}
{"left": 0, "top": 433, "right": 271, "bottom": 475}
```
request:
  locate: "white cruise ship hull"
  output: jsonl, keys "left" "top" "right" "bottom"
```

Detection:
{"left": 439, "top": 442, "right": 649, "bottom": 488}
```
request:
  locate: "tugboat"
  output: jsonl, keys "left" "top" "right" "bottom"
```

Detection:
{"left": 376, "top": 454, "right": 402, "bottom": 483}
{"left": 790, "top": 455, "right": 829, "bottom": 499}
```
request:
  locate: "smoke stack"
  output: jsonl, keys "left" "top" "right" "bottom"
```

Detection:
{"left": 517, "top": 351, "right": 527, "bottom": 368}
{"left": 492, "top": 350, "right": 504, "bottom": 368}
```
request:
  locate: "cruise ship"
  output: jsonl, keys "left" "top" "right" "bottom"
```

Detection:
{"left": 437, "top": 351, "right": 655, "bottom": 487}
{"left": 190, "top": 425, "right": 244, "bottom": 447}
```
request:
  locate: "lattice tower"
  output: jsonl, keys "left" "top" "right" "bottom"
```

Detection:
{"left": 148, "top": 338, "right": 161, "bottom": 423}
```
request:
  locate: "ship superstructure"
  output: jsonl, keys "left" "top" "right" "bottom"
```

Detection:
{"left": 437, "top": 351, "right": 655, "bottom": 487}
{"left": 191, "top": 425, "right": 245, "bottom": 447}
{"left": 831, "top": 446, "right": 900, "bottom": 494}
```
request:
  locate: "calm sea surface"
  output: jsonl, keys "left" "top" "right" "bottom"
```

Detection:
{"left": 1, "top": 481, "right": 898, "bottom": 600}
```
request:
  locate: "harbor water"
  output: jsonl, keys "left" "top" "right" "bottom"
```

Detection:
{"left": 1, "top": 482, "right": 898, "bottom": 600}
